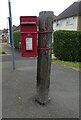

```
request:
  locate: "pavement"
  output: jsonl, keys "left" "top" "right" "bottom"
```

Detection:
{"left": 0, "top": 56, "right": 2, "bottom": 120}
{"left": 1, "top": 43, "right": 80, "bottom": 118}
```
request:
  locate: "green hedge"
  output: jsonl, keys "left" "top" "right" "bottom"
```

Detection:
{"left": 53, "top": 30, "right": 81, "bottom": 62}
{"left": 13, "top": 31, "right": 20, "bottom": 49}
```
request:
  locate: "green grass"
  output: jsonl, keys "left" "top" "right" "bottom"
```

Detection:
{"left": 51, "top": 58, "right": 81, "bottom": 70}
{"left": 0, "top": 48, "right": 6, "bottom": 54}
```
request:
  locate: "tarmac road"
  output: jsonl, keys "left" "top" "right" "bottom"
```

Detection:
{"left": 2, "top": 43, "right": 80, "bottom": 118}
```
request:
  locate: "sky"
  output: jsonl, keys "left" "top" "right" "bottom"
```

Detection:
{"left": 0, "top": 0, "right": 77, "bottom": 30}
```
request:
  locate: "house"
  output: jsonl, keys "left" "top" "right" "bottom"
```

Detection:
{"left": 53, "top": 0, "right": 81, "bottom": 31}
{"left": 0, "top": 29, "right": 8, "bottom": 40}
{"left": 0, "top": 30, "right": 2, "bottom": 40}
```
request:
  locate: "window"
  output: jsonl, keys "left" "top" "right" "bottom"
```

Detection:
{"left": 56, "top": 20, "right": 62, "bottom": 26}
{"left": 66, "top": 17, "right": 74, "bottom": 25}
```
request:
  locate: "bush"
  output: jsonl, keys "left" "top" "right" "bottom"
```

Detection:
{"left": 13, "top": 31, "right": 20, "bottom": 49}
{"left": 2, "top": 39, "right": 8, "bottom": 43}
{"left": 53, "top": 30, "right": 81, "bottom": 62}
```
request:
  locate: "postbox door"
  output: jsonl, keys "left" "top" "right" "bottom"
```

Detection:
{"left": 21, "top": 34, "right": 37, "bottom": 57}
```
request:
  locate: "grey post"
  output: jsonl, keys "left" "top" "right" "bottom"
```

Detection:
{"left": 8, "top": 0, "right": 15, "bottom": 70}
{"left": 36, "top": 11, "right": 54, "bottom": 105}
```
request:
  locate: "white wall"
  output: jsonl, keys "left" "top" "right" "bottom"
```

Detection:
{"left": 53, "top": 16, "right": 78, "bottom": 31}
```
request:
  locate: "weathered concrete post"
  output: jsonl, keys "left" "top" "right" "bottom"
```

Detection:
{"left": 36, "top": 11, "right": 54, "bottom": 105}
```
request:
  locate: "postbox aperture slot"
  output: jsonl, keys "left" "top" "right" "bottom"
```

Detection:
{"left": 21, "top": 22, "right": 36, "bottom": 25}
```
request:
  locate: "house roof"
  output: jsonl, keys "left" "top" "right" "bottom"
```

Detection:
{"left": 13, "top": 25, "right": 20, "bottom": 32}
{"left": 2, "top": 29, "right": 8, "bottom": 33}
{"left": 53, "top": 15, "right": 57, "bottom": 20}
{"left": 12, "top": 25, "right": 17, "bottom": 31}
{"left": 54, "top": 0, "right": 81, "bottom": 21}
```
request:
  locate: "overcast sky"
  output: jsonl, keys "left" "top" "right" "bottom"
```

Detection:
{"left": 0, "top": 0, "right": 77, "bottom": 30}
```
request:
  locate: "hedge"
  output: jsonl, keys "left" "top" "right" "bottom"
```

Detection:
{"left": 53, "top": 30, "right": 81, "bottom": 62}
{"left": 13, "top": 30, "right": 20, "bottom": 49}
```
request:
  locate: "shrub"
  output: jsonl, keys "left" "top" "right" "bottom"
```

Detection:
{"left": 13, "top": 30, "right": 20, "bottom": 49}
{"left": 53, "top": 30, "right": 81, "bottom": 62}
{"left": 2, "top": 39, "right": 8, "bottom": 43}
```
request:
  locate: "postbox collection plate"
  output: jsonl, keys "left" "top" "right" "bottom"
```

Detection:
{"left": 26, "top": 37, "right": 32, "bottom": 50}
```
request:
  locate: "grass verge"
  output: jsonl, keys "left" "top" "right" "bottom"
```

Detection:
{"left": 0, "top": 48, "right": 6, "bottom": 54}
{"left": 51, "top": 58, "right": 81, "bottom": 71}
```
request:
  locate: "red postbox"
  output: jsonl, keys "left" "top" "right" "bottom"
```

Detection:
{"left": 20, "top": 16, "right": 38, "bottom": 57}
